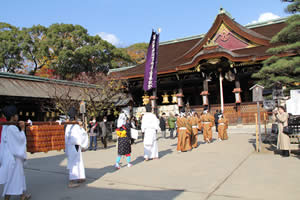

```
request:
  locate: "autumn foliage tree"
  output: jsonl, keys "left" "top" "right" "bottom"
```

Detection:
{"left": 124, "top": 43, "right": 148, "bottom": 64}
{"left": 74, "top": 72, "right": 128, "bottom": 119}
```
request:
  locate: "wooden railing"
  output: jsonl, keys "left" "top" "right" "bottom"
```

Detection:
{"left": 191, "top": 102, "right": 268, "bottom": 125}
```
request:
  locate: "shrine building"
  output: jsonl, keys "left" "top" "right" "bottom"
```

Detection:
{"left": 110, "top": 9, "right": 291, "bottom": 124}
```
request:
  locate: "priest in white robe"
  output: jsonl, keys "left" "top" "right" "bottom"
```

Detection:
{"left": 65, "top": 116, "right": 88, "bottom": 188}
{"left": 141, "top": 104, "right": 160, "bottom": 161}
{"left": 0, "top": 105, "right": 31, "bottom": 200}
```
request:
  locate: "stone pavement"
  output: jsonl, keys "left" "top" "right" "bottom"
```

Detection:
{"left": 2, "top": 132, "right": 300, "bottom": 200}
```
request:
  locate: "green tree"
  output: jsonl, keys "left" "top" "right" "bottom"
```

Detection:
{"left": 20, "top": 25, "right": 50, "bottom": 75}
{"left": 0, "top": 23, "right": 23, "bottom": 72}
{"left": 45, "top": 23, "right": 133, "bottom": 79}
{"left": 252, "top": 0, "right": 300, "bottom": 91}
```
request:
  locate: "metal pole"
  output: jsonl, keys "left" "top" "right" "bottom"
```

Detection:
{"left": 219, "top": 73, "right": 224, "bottom": 113}
{"left": 255, "top": 113, "right": 258, "bottom": 152}
{"left": 257, "top": 101, "right": 262, "bottom": 152}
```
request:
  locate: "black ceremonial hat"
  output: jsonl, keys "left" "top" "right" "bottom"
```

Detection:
{"left": 3, "top": 105, "right": 18, "bottom": 119}
{"left": 68, "top": 107, "right": 77, "bottom": 120}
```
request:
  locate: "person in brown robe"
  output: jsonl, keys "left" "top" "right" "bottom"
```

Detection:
{"left": 200, "top": 110, "right": 214, "bottom": 143}
{"left": 218, "top": 114, "right": 228, "bottom": 140}
{"left": 177, "top": 113, "right": 192, "bottom": 152}
{"left": 189, "top": 112, "right": 199, "bottom": 148}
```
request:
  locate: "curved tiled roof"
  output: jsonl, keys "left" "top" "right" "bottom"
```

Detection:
{"left": 110, "top": 14, "right": 287, "bottom": 79}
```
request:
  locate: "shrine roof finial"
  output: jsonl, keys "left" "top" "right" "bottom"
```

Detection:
{"left": 219, "top": 7, "right": 233, "bottom": 19}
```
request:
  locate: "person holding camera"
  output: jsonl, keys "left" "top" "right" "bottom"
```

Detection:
{"left": 272, "top": 106, "right": 290, "bottom": 157}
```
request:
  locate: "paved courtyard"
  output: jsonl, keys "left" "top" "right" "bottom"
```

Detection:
{"left": 2, "top": 131, "right": 300, "bottom": 200}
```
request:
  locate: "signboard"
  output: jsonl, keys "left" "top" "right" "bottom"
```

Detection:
{"left": 250, "top": 84, "right": 264, "bottom": 102}
{"left": 80, "top": 101, "right": 86, "bottom": 114}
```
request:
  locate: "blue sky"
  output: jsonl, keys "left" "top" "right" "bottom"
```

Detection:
{"left": 1, "top": 0, "right": 290, "bottom": 47}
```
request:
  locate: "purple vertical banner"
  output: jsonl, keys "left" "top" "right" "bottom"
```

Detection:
{"left": 143, "top": 30, "right": 159, "bottom": 91}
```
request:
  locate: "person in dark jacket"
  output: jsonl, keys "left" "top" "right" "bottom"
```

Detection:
{"left": 159, "top": 113, "right": 167, "bottom": 138}
{"left": 88, "top": 117, "right": 100, "bottom": 151}
{"left": 99, "top": 116, "right": 108, "bottom": 149}
{"left": 214, "top": 110, "right": 220, "bottom": 133}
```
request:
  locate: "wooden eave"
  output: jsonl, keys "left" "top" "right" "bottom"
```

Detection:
{"left": 180, "top": 13, "right": 271, "bottom": 60}
{"left": 109, "top": 14, "right": 288, "bottom": 80}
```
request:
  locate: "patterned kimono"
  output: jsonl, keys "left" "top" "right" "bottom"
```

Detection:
{"left": 116, "top": 126, "right": 131, "bottom": 155}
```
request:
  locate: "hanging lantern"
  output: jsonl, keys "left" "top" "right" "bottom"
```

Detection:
{"left": 51, "top": 112, "right": 55, "bottom": 117}
{"left": 19, "top": 111, "right": 23, "bottom": 116}
{"left": 32, "top": 112, "right": 35, "bottom": 117}
{"left": 176, "top": 93, "right": 184, "bottom": 107}
{"left": 26, "top": 112, "right": 29, "bottom": 117}
{"left": 142, "top": 94, "right": 150, "bottom": 105}
{"left": 162, "top": 93, "right": 170, "bottom": 104}
{"left": 200, "top": 91, "right": 209, "bottom": 106}
{"left": 233, "top": 88, "right": 242, "bottom": 103}
{"left": 46, "top": 112, "right": 50, "bottom": 117}
{"left": 171, "top": 93, "right": 178, "bottom": 104}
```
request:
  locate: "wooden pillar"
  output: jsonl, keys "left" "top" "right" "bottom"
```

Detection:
{"left": 177, "top": 81, "right": 184, "bottom": 109}
{"left": 219, "top": 73, "right": 224, "bottom": 113}
{"left": 203, "top": 80, "right": 208, "bottom": 91}
{"left": 150, "top": 88, "right": 158, "bottom": 114}
{"left": 233, "top": 75, "right": 242, "bottom": 124}
{"left": 235, "top": 78, "right": 241, "bottom": 88}
{"left": 200, "top": 80, "right": 209, "bottom": 108}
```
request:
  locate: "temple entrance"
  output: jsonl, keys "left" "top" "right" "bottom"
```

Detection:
{"left": 222, "top": 79, "right": 235, "bottom": 103}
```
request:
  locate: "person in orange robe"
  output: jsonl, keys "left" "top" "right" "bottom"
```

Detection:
{"left": 200, "top": 110, "right": 214, "bottom": 143}
{"left": 218, "top": 114, "right": 229, "bottom": 140}
{"left": 177, "top": 113, "right": 192, "bottom": 152}
{"left": 189, "top": 112, "right": 199, "bottom": 148}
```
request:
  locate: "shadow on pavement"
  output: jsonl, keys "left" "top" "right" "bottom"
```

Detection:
{"left": 248, "top": 138, "right": 256, "bottom": 150}
{"left": 26, "top": 153, "right": 117, "bottom": 184}
{"left": 75, "top": 186, "right": 184, "bottom": 200}
{"left": 25, "top": 153, "right": 184, "bottom": 200}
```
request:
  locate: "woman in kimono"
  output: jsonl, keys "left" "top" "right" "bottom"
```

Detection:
{"left": 0, "top": 105, "right": 31, "bottom": 200}
{"left": 115, "top": 114, "right": 132, "bottom": 169}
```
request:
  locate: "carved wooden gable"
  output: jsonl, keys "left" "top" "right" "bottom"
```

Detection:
{"left": 211, "top": 23, "right": 258, "bottom": 51}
